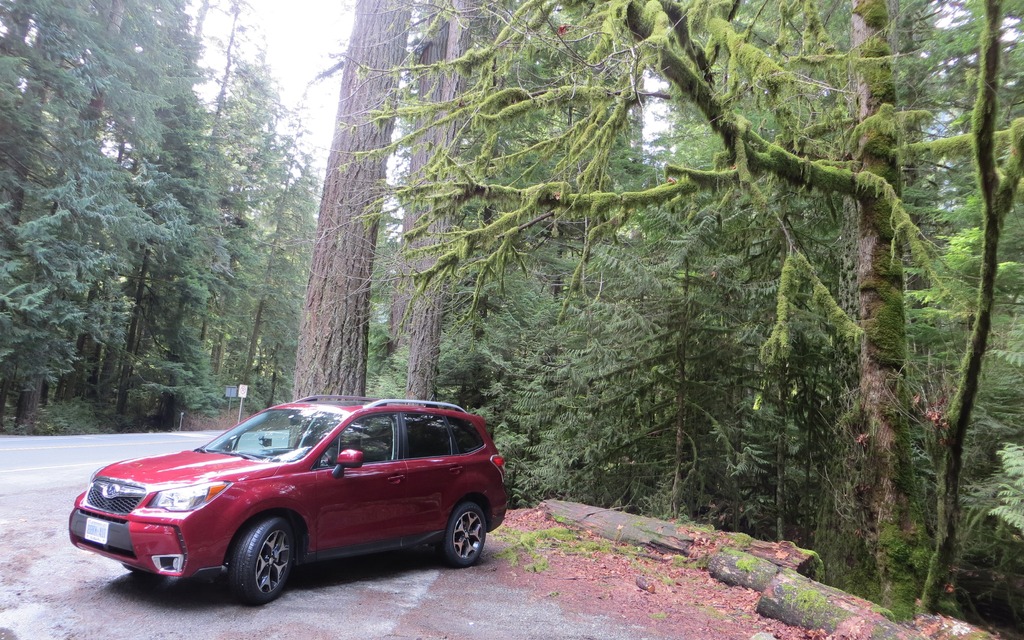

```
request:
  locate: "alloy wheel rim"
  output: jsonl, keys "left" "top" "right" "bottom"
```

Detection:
{"left": 255, "top": 529, "right": 290, "bottom": 593}
{"left": 452, "top": 510, "right": 483, "bottom": 559}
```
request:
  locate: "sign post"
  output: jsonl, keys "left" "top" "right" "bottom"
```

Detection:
{"left": 225, "top": 386, "right": 238, "bottom": 421}
{"left": 237, "top": 384, "right": 248, "bottom": 423}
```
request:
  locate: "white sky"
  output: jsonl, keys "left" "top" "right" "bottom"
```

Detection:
{"left": 201, "top": 0, "right": 356, "bottom": 169}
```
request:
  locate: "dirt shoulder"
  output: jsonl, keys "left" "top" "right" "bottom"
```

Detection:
{"left": 492, "top": 507, "right": 816, "bottom": 640}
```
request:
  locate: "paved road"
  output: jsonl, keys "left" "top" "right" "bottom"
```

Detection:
{"left": 0, "top": 431, "right": 671, "bottom": 640}
{"left": 0, "top": 431, "right": 219, "bottom": 492}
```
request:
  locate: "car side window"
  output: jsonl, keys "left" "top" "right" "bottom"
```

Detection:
{"left": 449, "top": 417, "right": 484, "bottom": 453}
{"left": 332, "top": 414, "right": 397, "bottom": 464}
{"left": 404, "top": 413, "right": 453, "bottom": 458}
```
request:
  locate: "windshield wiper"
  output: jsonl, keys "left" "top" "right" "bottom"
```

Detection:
{"left": 200, "top": 449, "right": 264, "bottom": 461}
{"left": 224, "top": 451, "right": 264, "bottom": 461}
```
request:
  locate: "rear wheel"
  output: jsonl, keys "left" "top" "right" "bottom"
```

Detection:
{"left": 228, "top": 516, "right": 294, "bottom": 605}
{"left": 441, "top": 502, "right": 486, "bottom": 568}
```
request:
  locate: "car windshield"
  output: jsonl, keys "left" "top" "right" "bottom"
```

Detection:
{"left": 201, "top": 408, "right": 343, "bottom": 462}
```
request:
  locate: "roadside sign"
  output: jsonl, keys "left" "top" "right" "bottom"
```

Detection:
{"left": 225, "top": 386, "right": 238, "bottom": 398}
{"left": 238, "top": 384, "right": 248, "bottom": 399}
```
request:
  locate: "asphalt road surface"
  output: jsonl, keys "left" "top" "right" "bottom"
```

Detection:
{"left": 0, "top": 431, "right": 670, "bottom": 640}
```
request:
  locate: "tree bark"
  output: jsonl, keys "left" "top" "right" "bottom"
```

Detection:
{"left": 397, "top": 1, "right": 476, "bottom": 400}
{"left": 15, "top": 377, "right": 43, "bottom": 434}
{"left": 116, "top": 248, "right": 150, "bottom": 416}
{"left": 294, "top": 0, "right": 411, "bottom": 397}
{"left": 670, "top": 261, "right": 691, "bottom": 518}
{"left": 922, "top": 0, "right": 1021, "bottom": 612}
{"left": 850, "top": 0, "right": 928, "bottom": 618}
{"left": 0, "top": 378, "right": 8, "bottom": 430}
{"left": 242, "top": 298, "right": 264, "bottom": 384}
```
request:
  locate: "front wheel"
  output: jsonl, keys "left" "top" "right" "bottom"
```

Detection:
{"left": 441, "top": 502, "right": 487, "bottom": 568}
{"left": 228, "top": 516, "right": 294, "bottom": 605}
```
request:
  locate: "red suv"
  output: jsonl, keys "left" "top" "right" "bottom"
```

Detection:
{"left": 68, "top": 397, "right": 507, "bottom": 604}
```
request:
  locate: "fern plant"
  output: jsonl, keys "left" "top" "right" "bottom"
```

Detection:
{"left": 991, "top": 444, "right": 1024, "bottom": 535}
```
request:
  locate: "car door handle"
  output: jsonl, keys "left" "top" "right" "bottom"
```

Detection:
{"left": 387, "top": 475, "right": 405, "bottom": 484}
{"left": 448, "top": 466, "right": 464, "bottom": 475}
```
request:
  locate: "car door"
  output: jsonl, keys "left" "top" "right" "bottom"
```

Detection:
{"left": 400, "top": 412, "right": 459, "bottom": 534}
{"left": 314, "top": 413, "right": 410, "bottom": 552}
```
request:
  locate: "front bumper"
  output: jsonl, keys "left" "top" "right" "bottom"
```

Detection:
{"left": 68, "top": 495, "right": 227, "bottom": 578}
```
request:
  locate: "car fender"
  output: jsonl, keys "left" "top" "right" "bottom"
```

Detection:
{"left": 166, "top": 474, "right": 317, "bottom": 570}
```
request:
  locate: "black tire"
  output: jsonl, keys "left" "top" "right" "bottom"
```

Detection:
{"left": 228, "top": 516, "right": 295, "bottom": 605}
{"left": 441, "top": 502, "right": 487, "bottom": 568}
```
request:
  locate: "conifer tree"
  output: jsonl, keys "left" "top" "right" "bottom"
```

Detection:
{"left": 386, "top": 0, "right": 1023, "bottom": 617}
{"left": 396, "top": 0, "right": 478, "bottom": 400}
{"left": 294, "top": 0, "right": 411, "bottom": 397}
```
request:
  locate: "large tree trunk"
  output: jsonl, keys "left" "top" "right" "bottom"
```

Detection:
{"left": 294, "top": 0, "right": 411, "bottom": 397}
{"left": 15, "top": 377, "right": 43, "bottom": 434}
{"left": 0, "top": 378, "right": 9, "bottom": 430}
{"left": 242, "top": 298, "right": 264, "bottom": 384}
{"left": 396, "top": 1, "right": 476, "bottom": 400}
{"left": 850, "top": 0, "right": 927, "bottom": 618}
{"left": 115, "top": 248, "right": 150, "bottom": 416}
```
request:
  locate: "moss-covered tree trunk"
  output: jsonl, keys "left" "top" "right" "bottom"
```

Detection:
{"left": 921, "top": 0, "right": 1023, "bottom": 612}
{"left": 294, "top": 0, "right": 410, "bottom": 397}
{"left": 400, "top": 0, "right": 476, "bottom": 400}
{"left": 850, "top": 0, "right": 927, "bottom": 618}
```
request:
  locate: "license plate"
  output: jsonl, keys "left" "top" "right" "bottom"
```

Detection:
{"left": 84, "top": 517, "right": 109, "bottom": 545}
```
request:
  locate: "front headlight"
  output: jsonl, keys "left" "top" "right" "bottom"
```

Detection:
{"left": 152, "top": 482, "right": 231, "bottom": 512}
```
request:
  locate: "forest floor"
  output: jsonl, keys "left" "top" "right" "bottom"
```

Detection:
{"left": 492, "top": 507, "right": 816, "bottom": 640}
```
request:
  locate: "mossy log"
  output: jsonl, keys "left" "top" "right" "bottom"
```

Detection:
{"left": 756, "top": 569, "right": 915, "bottom": 638}
{"left": 539, "top": 500, "right": 822, "bottom": 579}
{"left": 708, "top": 549, "right": 780, "bottom": 592}
{"left": 537, "top": 501, "right": 993, "bottom": 639}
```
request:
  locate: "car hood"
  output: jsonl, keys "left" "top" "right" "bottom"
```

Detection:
{"left": 96, "top": 450, "right": 280, "bottom": 488}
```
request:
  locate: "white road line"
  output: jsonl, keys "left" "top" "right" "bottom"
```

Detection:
{"left": 0, "top": 441, "right": 192, "bottom": 452}
{"left": 0, "top": 436, "right": 213, "bottom": 452}
{"left": 0, "top": 462, "right": 103, "bottom": 474}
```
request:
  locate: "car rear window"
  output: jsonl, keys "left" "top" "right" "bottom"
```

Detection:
{"left": 449, "top": 417, "right": 484, "bottom": 453}
{"left": 404, "top": 413, "right": 453, "bottom": 458}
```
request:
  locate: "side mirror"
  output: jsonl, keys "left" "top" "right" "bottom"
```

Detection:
{"left": 332, "top": 449, "right": 364, "bottom": 479}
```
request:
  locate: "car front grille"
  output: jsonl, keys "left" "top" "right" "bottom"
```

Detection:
{"left": 85, "top": 478, "right": 147, "bottom": 515}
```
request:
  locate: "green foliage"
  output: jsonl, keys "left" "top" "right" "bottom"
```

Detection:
{"left": 32, "top": 399, "right": 121, "bottom": 436}
{"left": 378, "top": 0, "right": 1024, "bottom": 628}
{"left": 991, "top": 444, "right": 1024, "bottom": 534}
{"left": 0, "top": 0, "right": 317, "bottom": 431}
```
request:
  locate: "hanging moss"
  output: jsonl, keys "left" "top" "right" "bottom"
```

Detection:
{"left": 708, "top": 17, "right": 790, "bottom": 97}
{"left": 760, "top": 253, "right": 798, "bottom": 364}
{"left": 854, "top": 36, "right": 896, "bottom": 107}
{"left": 762, "top": 251, "right": 862, "bottom": 368}
{"left": 801, "top": 0, "right": 833, "bottom": 53}
{"left": 853, "top": 0, "right": 889, "bottom": 31}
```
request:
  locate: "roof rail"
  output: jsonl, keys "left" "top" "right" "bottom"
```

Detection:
{"left": 363, "top": 399, "right": 467, "bottom": 413}
{"left": 296, "top": 395, "right": 378, "bottom": 404}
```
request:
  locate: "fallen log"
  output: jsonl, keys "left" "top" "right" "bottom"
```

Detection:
{"left": 708, "top": 549, "right": 780, "bottom": 592}
{"left": 756, "top": 568, "right": 915, "bottom": 639}
{"left": 535, "top": 501, "right": 995, "bottom": 639}
{"left": 540, "top": 500, "right": 822, "bottom": 579}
